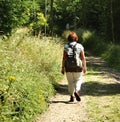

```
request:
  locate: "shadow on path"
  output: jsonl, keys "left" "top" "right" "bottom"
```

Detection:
{"left": 86, "top": 54, "right": 120, "bottom": 81}
{"left": 55, "top": 84, "right": 69, "bottom": 95}
{"left": 81, "top": 54, "right": 120, "bottom": 96}
{"left": 51, "top": 84, "right": 78, "bottom": 104}
{"left": 81, "top": 81, "right": 120, "bottom": 96}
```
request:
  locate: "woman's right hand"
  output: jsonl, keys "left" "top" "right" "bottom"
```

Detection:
{"left": 61, "top": 67, "right": 65, "bottom": 75}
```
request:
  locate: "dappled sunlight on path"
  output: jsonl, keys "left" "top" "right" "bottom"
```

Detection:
{"left": 86, "top": 54, "right": 120, "bottom": 82}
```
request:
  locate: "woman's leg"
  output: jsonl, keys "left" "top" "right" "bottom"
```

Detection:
{"left": 73, "top": 72, "right": 83, "bottom": 101}
{"left": 66, "top": 72, "right": 75, "bottom": 96}
{"left": 74, "top": 72, "right": 83, "bottom": 93}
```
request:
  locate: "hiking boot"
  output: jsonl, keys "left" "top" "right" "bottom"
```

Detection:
{"left": 69, "top": 95, "right": 74, "bottom": 102}
{"left": 74, "top": 92, "right": 81, "bottom": 101}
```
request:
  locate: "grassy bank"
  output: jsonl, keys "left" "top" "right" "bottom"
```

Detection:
{"left": 0, "top": 28, "right": 63, "bottom": 122}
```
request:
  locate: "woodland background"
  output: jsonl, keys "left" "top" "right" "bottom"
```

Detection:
{"left": 0, "top": 0, "right": 120, "bottom": 43}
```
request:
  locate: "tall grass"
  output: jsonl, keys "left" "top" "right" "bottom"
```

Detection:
{"left": 75, "top": 28, "right": 120, "bottom": 71}
{"left": 0, "top": 28, "right": 63, "bottom": 122}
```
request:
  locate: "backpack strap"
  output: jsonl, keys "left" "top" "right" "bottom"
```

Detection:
{"left": 68, "top": 43, "right": 77, "bottom": 56}
{"left": 68, "top": 43, "right": 77, "bottom": 49}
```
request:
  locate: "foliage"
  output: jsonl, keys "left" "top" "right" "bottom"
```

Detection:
{"left": 0, "top": 28, "right": 63, "bottom": 122}
{"left": 30, "top": 12, "right": 47, "bottom": 36}
{"left": 53, "top": 0, "right": 120, "bottom": 43}
{"left": 0, "top": 0, "right": 30, "bottom": 34}
{"left": 0, "top": 0, "right": 41, "bottom": 35}
{"left": 79, "top": 28, "right": 120, "bottom": 71}
{"left": 0, "top": 0, "right": 120, "bottom": 43}
{"left": 102, "top": 45, "right": 120, "bottom": 70}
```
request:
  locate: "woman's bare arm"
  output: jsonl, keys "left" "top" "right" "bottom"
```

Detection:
{"left": 61, "top": 51, "right": 67, "bottom": 74}
{"left": 80, "top": 50, "right": 87, "bottom": 74}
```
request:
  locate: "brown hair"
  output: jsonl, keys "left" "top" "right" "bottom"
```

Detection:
{"left": 68, "top": 32, "right": 78, "bottom": 42}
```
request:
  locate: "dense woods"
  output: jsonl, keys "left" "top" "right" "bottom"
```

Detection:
{"left": 0, "top": 0, "right": 120, "bottom": 43}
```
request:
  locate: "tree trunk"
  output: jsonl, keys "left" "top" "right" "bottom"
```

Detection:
{"left": 110, "top": 0, "right": 115, "bottom": 43}
{"left": 50, "top": 0, "right": 53, "bottom": 36}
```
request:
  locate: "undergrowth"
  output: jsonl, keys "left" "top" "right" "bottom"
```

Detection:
{"left": 0, "top": 28, "right": 63, "bottom": 122}
{"left": 75, "top": 28, "right": 120, "bottom": 71}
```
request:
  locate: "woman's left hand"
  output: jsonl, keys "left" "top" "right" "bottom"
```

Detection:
{"left": 83, "top": 67, "right": 87, "bottom": 74}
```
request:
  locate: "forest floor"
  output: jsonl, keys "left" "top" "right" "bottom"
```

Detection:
{"left": 36, "top": 54, "right": 120, "bottom": 122}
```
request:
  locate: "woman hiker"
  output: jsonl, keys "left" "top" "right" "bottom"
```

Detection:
{"left": 61, "top": 31, "right": 87, "bottom": 102}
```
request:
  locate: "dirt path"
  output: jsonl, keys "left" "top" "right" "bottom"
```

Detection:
{"left": 36, "top": 78, "right": 90, "bottom": 122}
{"left": 36, "top": 55, "right": 120, "bottom": 122}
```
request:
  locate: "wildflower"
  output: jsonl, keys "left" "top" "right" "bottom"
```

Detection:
{"left": 37, "top": 12, "right": 47, "bottom": 24}
{"left": 9, "top": 76, "right": 16, "bottom": 81}
{"left": 39, "top": 94, "right": 45, "bottom": 106}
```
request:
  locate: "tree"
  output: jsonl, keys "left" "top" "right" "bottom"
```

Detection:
{"left": 112, "top": 0, "right": 120, "bottom": 43}
{"left": 110, "top": 0, "right": 115, "bottom": 42}
{"left": 50, "top": 0, "right": 54, "bottom": 35}
{"left": 0, "top": 0, "right": 29, "bottom": 34}
{"left": 0, "top": 0, "right": 38, "bottom": 35}
{"left": 30, "top": 12, "right": 47, "bottom": 36}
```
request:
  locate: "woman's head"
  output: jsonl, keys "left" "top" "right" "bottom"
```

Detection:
{"left": 68, "top": 32, "right": 78, "bottom": 42}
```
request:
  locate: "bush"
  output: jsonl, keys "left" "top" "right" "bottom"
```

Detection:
{"left": 102, "top": 45, "right": 120, "bottom": 70}
{"left": 0, "top": 28, "right": 63, "bottom": 122}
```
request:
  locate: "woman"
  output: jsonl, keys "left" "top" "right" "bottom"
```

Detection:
{"left": 61, "top": 32, "right": 87, "bottom": 102}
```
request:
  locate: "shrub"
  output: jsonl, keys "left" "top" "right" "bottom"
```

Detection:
{"left": 102, "top": 45, "right": 120, "bottom": 70}
{"left": 0, "top": 28, "right": 63, "bottom": 122}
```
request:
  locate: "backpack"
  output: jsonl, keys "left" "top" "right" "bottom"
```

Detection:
{"left": 65, "top": 43, "right": 82, "bottom": 72}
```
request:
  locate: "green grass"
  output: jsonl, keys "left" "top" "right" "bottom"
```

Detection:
{"left": 0, "top": 28, "right": 63, "bottom": 122}
{"left": 83, "top": 66, "right": 120, "bottom": 122}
